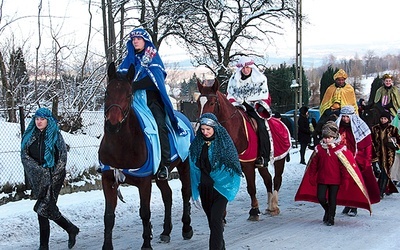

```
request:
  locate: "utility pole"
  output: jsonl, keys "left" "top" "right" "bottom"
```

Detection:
{"left": 295, "top": 0, "right": 302, "bottom": 108}
{"left": 293, "top": 0, "right": 302, "bottom": 148}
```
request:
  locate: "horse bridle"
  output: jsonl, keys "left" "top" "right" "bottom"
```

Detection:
{"left": 104, "top": 92, "right": 132, "bottom": 133}
{"left": 199, "top": 93, "right": 239, "bottom": 124}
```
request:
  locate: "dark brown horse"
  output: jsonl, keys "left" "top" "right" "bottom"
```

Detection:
{"left": 98, "top": 62, "right": 193, "bottom": 250}
{"left": 197, "top": 79, "right": 290, "bottom": 220}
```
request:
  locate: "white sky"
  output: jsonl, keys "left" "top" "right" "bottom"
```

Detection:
{"left": 2, "top": 0, "right": 400, "bottom": 68}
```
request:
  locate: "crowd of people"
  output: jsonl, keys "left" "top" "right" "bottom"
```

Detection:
{"left": 21, "top": 27, "right": 399, "bottom": 249}
{"left": 296, "top": 70, "right": 400, "bottom": 227}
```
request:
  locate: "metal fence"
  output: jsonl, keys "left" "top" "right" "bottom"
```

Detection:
{"left": 0, "top": 111, "right": 104, "bottom": 195}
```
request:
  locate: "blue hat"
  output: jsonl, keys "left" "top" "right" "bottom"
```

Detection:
{"left": 129, "top": 27, "right": 152, "bottom": 42}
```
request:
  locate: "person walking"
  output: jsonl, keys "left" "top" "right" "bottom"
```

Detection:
{"left": 21, "top": 108, "right": 79, "bottom": 250}
{"left": 335, "top": 106, "right": 380, "bottom": 217}
{"left": 189, "top": 113, "right": 242, "bottom": 249}
{"left": 295, "top": 121, "right": 372, "bottom": 226}
{"left": 390, "top": 108, "right": 400, "bottom": 186}
{"left": 371, "top": 112, "right": 400, "bottom": 198}
{"left": 298, "top": 106, "right": 312, "bottom": 164}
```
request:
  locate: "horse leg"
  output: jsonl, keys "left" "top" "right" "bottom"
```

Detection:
{"left": 102, "top": 171, "right": 118, "bottom": 250}
{"left": 270, "top": 159, "right": 285, "bottom": 216}
{"left": 177, "top": 159, "right": 193, "bottom": 240}
{"left": 139, "top": 176, "right": 153, "bottom": 250}
{"left": 257, "top": 166, "right": 273, "bottom": 215}
{"left": 155, "top": 178, "right": 173, "bottom": 243}
{"left": 242, "top": 162, "right": 260, "bottom": 221}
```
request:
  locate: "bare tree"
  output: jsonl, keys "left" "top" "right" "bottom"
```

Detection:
{"left": 173, "top": 0, "right": 297, "bottom": 89}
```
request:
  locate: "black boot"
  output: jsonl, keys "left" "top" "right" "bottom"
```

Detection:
{"left": 326, "top": 216, "right": 334, "bottom": 226}
{"left": 348, "top": 208, "right": 357, "bottom": 217}
{"left": 157, "top": 165, "right": 169, "bottom": 180}
{"left": 54, "top": 215, "right": 79, "bottom": 249}
{"left": 322, "top": 203, "right": 329, "bottom": 224}
{"left": 38, "top": 215, "right": 50, "bottom": 250}
{"left": 342, "top": 207, "right": 350, "bottom": 215}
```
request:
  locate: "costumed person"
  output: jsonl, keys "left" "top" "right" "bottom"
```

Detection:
{"left": 313, "top": 69, "right": 358, "bottom": 150}
{"left": 189, "top": 113, "right": 242, "bottom": 250}
{"left": 295, "top": 121, "right": 372, "bottom": 226}
{"left": 335, "top": 105, "right": 380, "bottom": 217}
{"left": 371, "top": 112, "right": 400, "bottom": 198}
{"left": 226, "top": 56, "right": 290, "bottom": 167}
{"left": 374, "top": 73, "right": 400, "bottom": 119}
{"left": 298, "top": 106, "right": 312, "bottom": 165}
{"left": 319, "top": 69, "right": 358, "bottom": 118}
{"left": 119, "top": 27, "right": 184, "bottom": 180}
{"left": 390, "top": 108, "right": 400, "bottom": 186}
{"left": 21, "top": 108, "right": 79, "bottom": 250}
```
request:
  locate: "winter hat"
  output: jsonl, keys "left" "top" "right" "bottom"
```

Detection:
{"left": 333, "top": 69, "right": 348, "bottom": 80}
{"left": 236, "top": 56, "right": 255, "bottom": 69}
{"left": 129, "top": 27, "right": 152, "bottom": 42}
{"left": 299, "top": 106, "right": 308, "bottom": 115}
{"left": 380, "top": 111, "right": 391, "bottom": 121}
{"left": 321, "top": 121, "right": 339, "bottom": 139}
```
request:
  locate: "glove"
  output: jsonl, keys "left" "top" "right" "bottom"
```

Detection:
{"left": 372, "top": 162, "right": 381, "bottom": 178}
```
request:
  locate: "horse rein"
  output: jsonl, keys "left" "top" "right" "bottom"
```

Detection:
{"left": 199, "top": 93, "right": 239, "bottom": 124}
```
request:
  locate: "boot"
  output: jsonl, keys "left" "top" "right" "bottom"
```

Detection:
{"left": 341, "top": 207, "right": 350, "bottom": 215}
{"left": 326, "top": 216, "right": 334, "bottom": 226}
{"left": 38, "top": 215, "right": 50, "bottom": 250}
{"left": 54, "top": 215, "right": 80, "bottom": 249}
{"left": 348, "top": 208, "right": 357, "bottom": 217}
{"left": 322, "top": 203, "right": 329, "bottom": 224}
{"left": 157, "top": 165, "right": 169, "bottom": 180}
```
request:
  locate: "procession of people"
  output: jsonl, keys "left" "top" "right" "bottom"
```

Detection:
{"left": 19, "top": 37, "right": 400, "bottom": 249}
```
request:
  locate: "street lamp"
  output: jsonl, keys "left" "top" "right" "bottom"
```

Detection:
{"left": 290, "top": 80, "right": 300, "bottom": 148}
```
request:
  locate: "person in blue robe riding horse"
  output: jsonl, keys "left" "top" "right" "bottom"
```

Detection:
{"left": 119, "top": 27, "right": 185, "bottom": 180}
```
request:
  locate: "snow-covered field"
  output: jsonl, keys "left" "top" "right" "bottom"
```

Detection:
{"left": 1, "top": 148, "right": 399, "bottom": 250}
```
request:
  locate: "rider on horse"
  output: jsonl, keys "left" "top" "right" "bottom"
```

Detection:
{"left": 374, "top": 73, "right": 400, "bottom": 119}
{"left": 118, "top": 27, "right": 184, "bottom": 180}
{"left": 226, "top": 56, "right": 272, "bottom": 167}
{"left": 319, "top": 69, "right": 358, "bottom": 119}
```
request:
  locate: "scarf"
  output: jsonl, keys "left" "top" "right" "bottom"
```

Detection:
{"left": 21, "top": 108, "right": 59, "bottom": 168}
{"left": 189, "top": 113, "right": 241, "bottom": 176}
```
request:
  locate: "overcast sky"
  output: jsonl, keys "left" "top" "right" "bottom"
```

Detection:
{"left": 2, "top": 0, "right": 400, "bottom": 68}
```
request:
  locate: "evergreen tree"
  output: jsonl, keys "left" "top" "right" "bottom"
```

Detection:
{"left": 319, "top": 66, "right": 338, "bottom": 104}
{"left": 6, "top": 47, "right": 28, "bottom": 122}
{"left": 367, "top": 75, "right": 382, "bottom": 104}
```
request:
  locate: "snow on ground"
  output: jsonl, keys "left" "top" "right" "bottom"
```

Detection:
{"left": 1, "top": 148, "right": 399, "bottom": 250}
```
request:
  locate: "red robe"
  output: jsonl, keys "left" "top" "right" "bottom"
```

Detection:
{"left": 295, "top": 144, "right": 372, "bottom": 214}
{"left": 339, "top": 127, "right": 380, "bottom": 204}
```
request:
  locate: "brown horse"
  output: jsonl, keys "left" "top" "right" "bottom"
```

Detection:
{"left": 98, "top": 62, "right": 193, "bottom": 250}
{"left": 197, "top": 79, "right": 290, "bottom": 220}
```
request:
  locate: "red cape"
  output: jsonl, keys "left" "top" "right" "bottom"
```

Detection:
{"left": 295, "top": 149, "right": 373, "bottom": 214}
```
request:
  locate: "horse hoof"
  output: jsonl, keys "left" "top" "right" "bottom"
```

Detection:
{"left": 247, "top": 215, "right": 260, "bottom": 221}
{"left": 182, "top": 229, "right": 193, "bottom": 240}
{"left": 159, "top": 234, "right": 171, "bottom": 243}
{"left": 266, "top": 208, "right": 280, "bottom": 216}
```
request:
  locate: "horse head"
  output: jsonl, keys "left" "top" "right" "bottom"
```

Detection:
{"left": 104, "top": 62, "right": 135, "bottom": 133}
{"left": 197, "top": 78, "right": 236, "bottom": 122}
